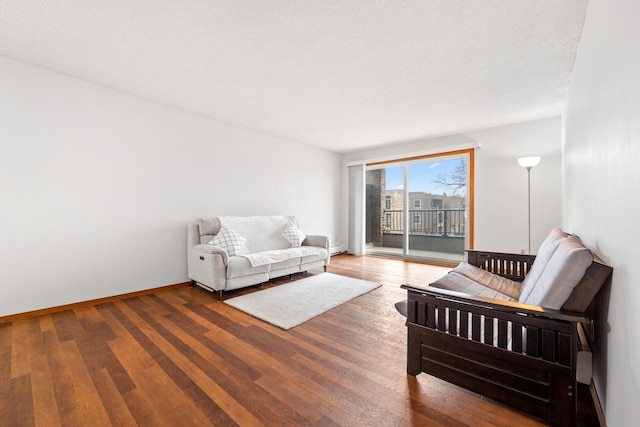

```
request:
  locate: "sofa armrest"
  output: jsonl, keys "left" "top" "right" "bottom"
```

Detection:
{"left": 302, "top": 235, "right": 330, "bottom": 250}
{"left": 187, "top": 243, "right": 229, "bottom": 291}
{"left": 302, "top": 235, "right": 331, "bottom": 265}
{"left": 466, "top": 250, "right": 537, "bottom": 282}
{"left": 191, "top": 244, "right": 229, "bottom": 265}
{"left": 401, "top": 283, "right": 586, "bottom": 323}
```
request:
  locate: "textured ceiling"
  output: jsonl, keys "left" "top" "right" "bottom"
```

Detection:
{"left": 0, "top": 1, "right": 588, "bottom": 153}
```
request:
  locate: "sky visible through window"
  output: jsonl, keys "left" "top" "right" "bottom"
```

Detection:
{"left": 385, "top": 159, "right": 463, "bottom": 194}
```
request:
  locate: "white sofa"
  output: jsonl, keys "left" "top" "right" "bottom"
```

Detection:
{"left": 187, "top": 216, "right": 330, "bottom": 299}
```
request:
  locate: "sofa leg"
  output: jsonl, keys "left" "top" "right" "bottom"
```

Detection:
{"left": 190, "top": 280, "right": 196, "bottom": 288}
{"left": 323, "top": 266, "right": 327, "bottom": 272}
{"left": 218, "top": 290, "right": 223, "bottom": 302}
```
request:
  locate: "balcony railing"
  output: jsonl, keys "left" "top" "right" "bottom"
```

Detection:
{"left": 383, "top": 209, "right": 466, "bottom": 237}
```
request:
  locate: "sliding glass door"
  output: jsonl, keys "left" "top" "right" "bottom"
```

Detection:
{"left": 365, "top": 166, "right": 404, "bottom": 256}
{"left": 365, "top": 150, "right": 473, "bottom": 263}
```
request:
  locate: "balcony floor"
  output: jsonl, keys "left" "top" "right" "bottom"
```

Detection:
{"left": 365, "top": 244, "right": 465, "bottom": 265}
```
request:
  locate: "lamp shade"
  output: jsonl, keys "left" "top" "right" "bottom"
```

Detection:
{"left": 517, "top": 156, "right": 541, "bottom": 168}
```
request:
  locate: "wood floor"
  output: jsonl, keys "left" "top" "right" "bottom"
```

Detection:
{"left": 0, "top": 254, "right": 597, "bottom": 426}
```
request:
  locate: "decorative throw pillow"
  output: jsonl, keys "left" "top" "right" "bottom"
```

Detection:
{"left": 208, "top": 225, "right": 247, "bottom": 256}
{"left": 282, "top": 223, "right": 306, "bottom": 247}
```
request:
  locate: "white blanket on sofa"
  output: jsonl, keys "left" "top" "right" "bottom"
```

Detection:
{"left": 220, "top": 215, "right": 294, "bottom": 253}
{"left": 237, "top": 246, "right": 324, "bottom": 267}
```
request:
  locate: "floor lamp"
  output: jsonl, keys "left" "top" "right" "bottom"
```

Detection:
{"left": 517, "top": 156, "right": 541, "bottom": 254}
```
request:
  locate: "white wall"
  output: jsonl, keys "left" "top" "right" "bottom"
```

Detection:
{"left": 341, "top": 117, "right": 562, "bottom": 254}
{"left": 0, "top": 56, "right": 341, "bottom": 317}
{"left": 563, "top": 0, "right": 640, "bottom": 425}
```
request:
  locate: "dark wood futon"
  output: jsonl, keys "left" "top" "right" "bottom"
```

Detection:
{"left": 400, "top": 241, "right": 612, "bottom": 426}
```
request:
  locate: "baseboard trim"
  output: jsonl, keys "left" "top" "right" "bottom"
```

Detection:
{"left": 330, "top": 244, "right": 345, "bottom": 255}
{"left": 590, "top": 380, "right": 607, "bottom": 427}
{"left": 0, "top": 282, "right": 190, "bottom": 322}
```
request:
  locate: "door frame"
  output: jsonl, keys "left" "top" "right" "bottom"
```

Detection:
{"left": 365, "top": 148, "right": 475, "bottom": 260}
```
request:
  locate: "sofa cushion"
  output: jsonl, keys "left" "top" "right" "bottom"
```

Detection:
{"left": 299, "top": 246, "right": 328, "bottom": 264}
{"left": 282, "top": 223, "right": 306, "bottom": 247}
{"left": 522, "top": 235, "right": 594, "bottom": 309}
{"left": 518, "top": 228, "right": 568, "bottom": 303}
{"left": 451, "top": 262, "right": 523, "bottom": 300}
{"left": 270, "top": 256, "right": 302, "bottom": 270}
{"left": 226, "top": 256, "right": 271, "bottom": 279}
{"left": 238, "top": 249, "right": 302, "bottom": 267}
{"left": 209, "top": 225, "right": 247, "bottom": 256}
{"left": 430, "top": 272, "right": 516, "bottom": 302}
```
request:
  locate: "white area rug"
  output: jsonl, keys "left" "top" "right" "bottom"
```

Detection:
{"left": 224, "top": 273, "right": 380, "bottom": 330}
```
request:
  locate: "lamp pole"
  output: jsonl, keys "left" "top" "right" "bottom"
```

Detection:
{"left": 526, "top": 165, "right": 533, "bottom": 254}
{"left": 517, "top": 157, "right": 541, "bottom": 254}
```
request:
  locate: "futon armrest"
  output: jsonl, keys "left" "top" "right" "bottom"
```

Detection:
{"left": 401, "top": 283, "right": 587, "bottom": 324}
{"left": 466, "top": 250, "right": 537, "bottom": 281}
{"left": 191, "top": 244, "right": 229, "bottom": 264}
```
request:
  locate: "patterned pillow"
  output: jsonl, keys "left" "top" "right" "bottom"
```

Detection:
{"left": 208, "top": 225, "right": 247, "bottom": 256}
{"left": 282, "top": 223, "right": 306, "bottom": 247}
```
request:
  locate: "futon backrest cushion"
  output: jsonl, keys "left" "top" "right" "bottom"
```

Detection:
{"left": 518, "top": 228, "right": 568, "bottom": 303}
{"left": 522, "top": 235, "right": 593, "bottom": 310}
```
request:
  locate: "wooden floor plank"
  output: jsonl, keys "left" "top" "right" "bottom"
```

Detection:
{"left": 105, "top": 299, "right": 237, "bottom": 426}
{"left": 123, "top": 364, "right": 212, "bottom": 427}
{"left": 10, "top": 318, "right": 32, "bottom": 379}
{"left": 7, "top": 374, "right": 35, "bottom": 427}
{"left": 41, "top": 329, "right": 88, "bottom": 427}
{"left": 60, "top": 340, "right": 113, "bottom": 425}
{"left": 89, "top": 367, "right": 138, "bottom": 427}
{"left": 29, "top": 354, "right": 61, "bottom": 427}
{"left": 37, "top": 315, "right": 55, "bottom": 334}
{"left": 0, "top": 321, "right": 12, "bottom": 345}
{"left": 0, "top": 254, "right": 601, "bottom": 426}
{"left": 0, "top": 347, "right": 11, "bottom": 426}
{"left": 106, "top": 336, "right": 173, "bottom": 425}
{"left": 116, "top": 298, "right": 268, "bottom": 426}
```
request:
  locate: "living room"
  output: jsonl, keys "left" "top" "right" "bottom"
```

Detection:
{"left": 1, "top": 1, "right": 638, "bottom": 426}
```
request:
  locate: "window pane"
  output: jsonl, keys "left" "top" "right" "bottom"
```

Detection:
{"left": 407, "top": 158, "right": 468, "bottom": 261}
